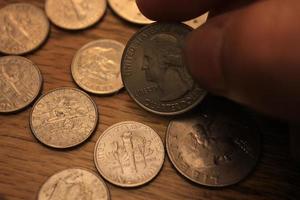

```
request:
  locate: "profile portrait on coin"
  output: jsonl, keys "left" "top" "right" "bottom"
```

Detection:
{"left": 141, "top": 33, "right": 194, "bottom": 102}
{"left": 78, "top": 47, "right": 120, "bottom": 83}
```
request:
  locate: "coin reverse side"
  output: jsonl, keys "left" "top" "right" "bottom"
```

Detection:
{"left": 94, "top": 121, "right": 165, "bottom": 187}
{"left": 30, "top": 88, "right": 98, "bottom": 148}
{"left": 0, "top": 56, "right": 42, "bottom": 113}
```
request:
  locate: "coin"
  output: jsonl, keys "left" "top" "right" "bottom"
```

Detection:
{"left": 185, "top": 12, "right": 208, "bottom": 29}
{"left": 108, "top": 0, "right": 153, "bottom": 25}
{"left": 0, "top": 3, "right": 49, "bottom": 55}
{"left": 166, "top": 97, "right": 261, "bottom": 187}
{"left": 94, "top": 121, "right": 165, "bottom": 187}
{"left": 121, "top": 22, "right": 207, "bottom": 115}
{"left": 0, "top": 56, "right": 42, "bottom": 113}
{"left": 30, "top": 88, "right": 98, "bottom": 148}
{"left": 71, "top": 39, "right": 125, "bottom": 95}
{"left": 38, "top": 168, "right": 110, "bottom": 200}
{"left": 45, "top": 0, "right": 107, "bottom": 30}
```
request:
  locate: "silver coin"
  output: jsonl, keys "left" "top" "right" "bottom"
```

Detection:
{"left": 38, "top": 168, "right": 110, "bottom": 200}
{"left": 71, "top": 39, "right": 125, "bottom": 94}
{"left": 94, "top": 121, "right": 165, "bottom": 187}
{"left": 166, "top": 97, "right": 261, "bottom": 187}
{"left": 121, "top": 22, "right": 207, "bottom": 115}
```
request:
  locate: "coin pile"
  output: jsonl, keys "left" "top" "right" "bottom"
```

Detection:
{"left": 0, "top": 0, "right": 262, "bottom": 199}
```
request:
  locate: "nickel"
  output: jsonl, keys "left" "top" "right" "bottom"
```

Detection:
{"left": 30, "top": 88, "right": 98, "bottom": 148}
{"left": 0, "top": 56, "right": 42, "bottom": 113}
{"left": 94, "top": 121, "right": 165, "bottom": 187}
{"left": 121, "top": 22, "right": 206, "bottom": 115}
{"left": 166, "top": 97, "right": 261, "bottom": 187}
{"left": 45, "top": 0, "right": 107, "bottom": 30}
{"left": 0, "top": 3, "right": 49, "bottom": 55}
{"left": 38, "top": 168, "right": 110, "bottom": 200}
{"left": 71, "top": 39, "right": 125, "bottom": 94}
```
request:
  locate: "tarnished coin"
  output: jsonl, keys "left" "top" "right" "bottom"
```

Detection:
{"left": 30, "top": 88, "right": 98, "bottom": 148}
{"left": 0, "top": 56, "right": 42, "bottom": 113}
{"left": 71, "top": 39, "right": 125, "bottom": 94}
{"left": 0, "top": 3, "right": 49, "bottom": 55}
{"left": 94, "top": 121, "right": 165, "bottom": 187}
{"left": 185, "top": 13, "right": 208, "bottom": 29}
{"left": 45, "top": 0, "right": 107, "bottom": 30}
{"left": 121, "top": 22, "right": 206, "bottom": 115}
{"left": 166, "top": 97, "right": 261, "bottom": 187}
{"left": 38, "top": 168, "right": 110, "bottom": 200}
{"left": 108, "top": 0, "right": 153, "bottom": 25}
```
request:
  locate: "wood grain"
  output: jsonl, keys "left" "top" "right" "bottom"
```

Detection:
{"left": 0, "top": 0, "right": 299, "bottom": 199}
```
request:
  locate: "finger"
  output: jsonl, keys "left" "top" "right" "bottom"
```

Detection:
{"left": 185, "top": 0, "right": 300, "bottom": 121}
{"left": 136, "top": 0, "right": 223, "bottom": 21}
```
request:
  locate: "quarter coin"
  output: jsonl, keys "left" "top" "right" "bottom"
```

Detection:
{"left": 30, "top": 88, "right": 98, "bottom": 148}
{"left": 121, "top": 22, "right": 207, "bottom": 115}
{"left": 94, "top": 121, "right": 165, "bottom": 187}
{"left": 71, "top": 39, "right": 125, "bottom": 94}
{"left": 0, "top": 56, "right": 42, "bottom": 113}
{"left": 38, "top": 168, "right": 110, "bottom": 200}
{"left": 0, "top": 3, "right": 49, "bottom": 55}
{"left": 45, "top": 0, "right": 106, "bottom": 30}
{"left": 166, "top": 97, "right": 261, "bottom": 187}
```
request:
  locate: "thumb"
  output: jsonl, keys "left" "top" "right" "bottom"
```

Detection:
{"left": 185, "top": 0, "right": 300, "bottom": 121}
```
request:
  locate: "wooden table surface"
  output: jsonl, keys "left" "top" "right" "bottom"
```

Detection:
{"left": 0, "top": 0, "right": 300, "bottom": 199}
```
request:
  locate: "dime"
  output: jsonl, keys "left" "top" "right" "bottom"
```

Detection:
{"left": 0, "top": 56, "right": 42, "bottom": 113}
{"left": 30, "top": 88, "right": 98, "bottom": 148}
{"left": 108, "top": 0, "right": 153, "bottom": 25}
{"left": 0, "top": 3, "right": 49, "bottom": 55}
{"left": 45, "top": 0, "right": 107, "bottom": 30}
{"left": 71, "top": 39, "right": 125, "bottom": 94}
{"left": 185, "top": 13, "right": 208, "bottom": 29}
{"left": 166, "top": 97, "right": 261, "bottom": 187}
{"left": 94, "top": 121, "right": 165, "bottom": 187}
{"left": 121, "top": 22, "right": 207, "bottom": 115}
{"left": 38, "top": 168, "right": 110, "bottom": 200}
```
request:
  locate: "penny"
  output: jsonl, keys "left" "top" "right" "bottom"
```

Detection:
{"left": 71, "top": 39, "right": 125, "bottom": 94}
{"left": 38, "top": 168, "right": 110, "bottom": 200}
{"left": 185, "top": 12, "right": 208, "bottom": 29}
{"left": 45, "top": 0, "right": 107, "bottom": 30}
{"left": 94, "top": 121, "right": 165, "bottom": 187}
{"left": 0, "top": 56, "right": 42, "bottom": 113}
{"left": 0, "top": 3, "right": 49, "bottom": 55}
{"left": 166, "top": 97, "right": 261, "bottom": 187}
{"left": 108, "top": 0, "right": 153, "bottom": 25}
{"left": 121, "top": 22, "right": 207, "bottom": 115}
{"left": 30, "top": 88, "right": 98, "bottom": 148}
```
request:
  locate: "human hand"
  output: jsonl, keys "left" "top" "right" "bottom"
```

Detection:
{"left": 136, "top": 0, "right": 300, "bottom": 122}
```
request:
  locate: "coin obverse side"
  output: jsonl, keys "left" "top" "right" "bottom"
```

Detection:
{"left": 166, "top": 97, "right": 261, "bottom": 187}
{"left": 45, "top": 0, "right": 106, "bottom": 30}
{"left": 0, "top": 56, "right": 42, "bottom": 113}
{"left": 94, "top": 121, "right": 165, "bottom": 187}
{"left": 0, "top": 3, "right": 50, "bottom": 55}
{"left": 121, "top": 22, "right": 207, "bottom": 115}
{"left": 30, "top": 88, "right": 98, "bottom": 148}
{"left": 38, "top": 168, "right": 110, "bottom": 200}
{"left": 108, "top": 0, "right": 153, "bottom": 25}
{"left": 72, "top": 39, "right": 125, "bottom": 94}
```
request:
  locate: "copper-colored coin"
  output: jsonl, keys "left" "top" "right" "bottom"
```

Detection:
{"left": 30, "top": 88, "right": 98, "bottom": 148}
{"left": 108, "top": 0, "right": 153, "bottom": 25}
{"left": 71, "top": 39, "right": 125, "bottom": 94}
{"left": 45, "top": 0, "right": 107, "bottom": 30}
{"left": 121, "top": 22, "right": 207, "bottom": 115}
{"left": 0, "top": 56, "right": 42, "bottom": 113}
{"left": 0, "top": 3, "right": 49, "bottom": 55}
{"left": 94, "top": 121, "right": 165, "bottom": 187}
{"left": 38, "top": 168, "right": 110, "bottom": 200}
{"left": 166, "top": 97, "right": 261, "bottom": 187}
{"left": 185, "top": 12, "right": 208, "bottom": 29}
